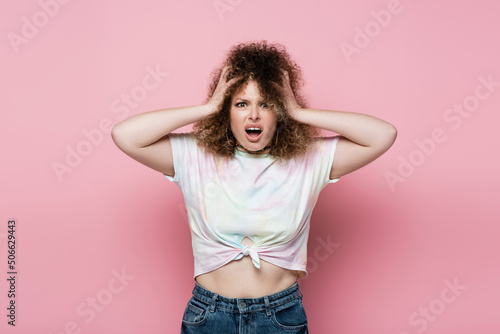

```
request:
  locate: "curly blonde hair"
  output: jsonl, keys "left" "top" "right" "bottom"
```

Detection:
{"left": 193, "top": 40, "right": 320, "bottom": 162}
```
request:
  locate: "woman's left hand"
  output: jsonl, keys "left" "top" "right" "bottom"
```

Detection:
{"left": 280, "top": 69, "right": 301, "bottom": 119}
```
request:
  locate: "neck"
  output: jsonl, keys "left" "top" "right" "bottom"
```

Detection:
{"left": 236, "top": 142, "right": 271, "bottom": 154}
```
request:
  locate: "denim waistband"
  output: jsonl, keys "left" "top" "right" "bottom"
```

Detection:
{"left": 192, "top": 281, "right": 303, "bottom": 315}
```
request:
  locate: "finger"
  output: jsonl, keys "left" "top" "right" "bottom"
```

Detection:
{"left": 218, "top": 67, "right": 229, "bottom": 83}
{"left": 282, "top": 70, "right": 290, "bottom": 82}
{"left": 283, "top": 72, "right": 293, "bottom": 89}
{"left": 270, "top": 80, "right": 283, "bottom": 91}
{"left": 222, "top": 66, "right": 231, "bottom": 77}
{"left": 226, "top": 74, "right": 244, "bottom": 86}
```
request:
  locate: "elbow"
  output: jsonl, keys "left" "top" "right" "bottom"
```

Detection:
{"left": 111, "top": 123, "right": 128, "bottom": 149}
{"left": 387, "top": 123, "right": 398, "bottom": 144}
{"left": 382, "top": 123, "right": 397, "bottom": 151}
{"left": 111, "top": 124, "right": 120, "bottom": 143}
{"left": 371, "top": 122, "right": 397, "bottom": 154}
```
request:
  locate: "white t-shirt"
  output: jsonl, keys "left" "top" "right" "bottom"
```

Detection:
{"left": 164, "top": 132, "right": 340, "bottom": 280}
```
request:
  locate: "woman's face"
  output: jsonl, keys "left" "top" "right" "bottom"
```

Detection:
{"left": 229, "top": 80, "right": 277, "bottom": 153}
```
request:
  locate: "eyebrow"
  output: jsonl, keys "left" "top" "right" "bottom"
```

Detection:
{"left": 233, "top": 98, "right": 267, "bottom": 103}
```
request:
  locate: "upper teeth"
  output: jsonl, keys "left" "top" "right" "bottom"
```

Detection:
{"left": 247, "top": 127, "right": 261, "bottom": 130}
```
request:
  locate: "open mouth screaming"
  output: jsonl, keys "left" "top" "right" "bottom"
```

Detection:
{"left": 245, "top": 127, "right": 262, "bottom": 137}
{"left": 245, "top": 124, "right": 263, "bottom": 142}
{"left": 244, "top": 126, "right": 263, "bottom": 141}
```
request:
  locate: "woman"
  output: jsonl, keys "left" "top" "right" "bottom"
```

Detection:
{"left": 112, "top": 41, "right": 397, "bottom": 333}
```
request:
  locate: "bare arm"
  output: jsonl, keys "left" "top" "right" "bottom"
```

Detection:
{"left": 111, "top": 67, "right": 240, "bottom": 176}
{"left": 292, "top": 108, "right": 397, "bottom": 179}
{"left": 111, "top": 104, "right": 213, "bottom": 176}
{"left": 112, "top": 104, "right": 214, "bottom": 148}
{"left": 280, "top": 70, "right": 397, "bottom": 180}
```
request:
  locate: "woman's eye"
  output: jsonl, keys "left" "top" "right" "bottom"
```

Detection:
{"left": 234, "top": 102, "right": 267, "bottom": 108}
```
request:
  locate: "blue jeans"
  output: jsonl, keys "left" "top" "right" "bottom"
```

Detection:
{"left": 180, "top": 281, "right": 308, "bottom": 333}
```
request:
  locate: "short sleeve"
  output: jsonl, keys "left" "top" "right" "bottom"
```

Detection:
{"left": 162, "top": 132, "right": 197, "bottom": 184}
{"left": 325, "top": 136, "right": 341, "bottom": 184}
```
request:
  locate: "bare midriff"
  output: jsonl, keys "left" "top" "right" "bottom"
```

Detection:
{"left": 195, "top": 237, "right": 300, "bottom": 298}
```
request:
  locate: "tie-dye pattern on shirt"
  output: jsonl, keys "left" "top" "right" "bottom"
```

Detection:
{"left": 164, "top": 132, "right": 340, "bottom": 280}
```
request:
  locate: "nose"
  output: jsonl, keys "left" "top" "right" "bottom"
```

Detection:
{"left": 249, "top": 104, "right": 260, "bottom": 120}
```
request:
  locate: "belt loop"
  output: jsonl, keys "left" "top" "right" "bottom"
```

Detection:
{"left": 264, "top": 296, "right": 271, "bottom": 316}
{"left": 297, "top": 283, "right": 303, "bottom": 298}
{"left": 209, "top": 293, "right": 218, "bottom": 313}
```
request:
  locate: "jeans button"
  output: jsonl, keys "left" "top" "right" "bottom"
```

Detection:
{"left": 239, "top": 301, "right": 246, "bottom": 308}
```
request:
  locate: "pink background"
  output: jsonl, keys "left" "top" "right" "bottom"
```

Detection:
{"left": 1, "top": 0, "right": 499, "bottom": 333}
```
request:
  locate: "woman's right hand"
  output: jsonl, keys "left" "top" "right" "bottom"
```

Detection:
{"left": 206, "top": 66, "right": 243, "bottom": 113}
